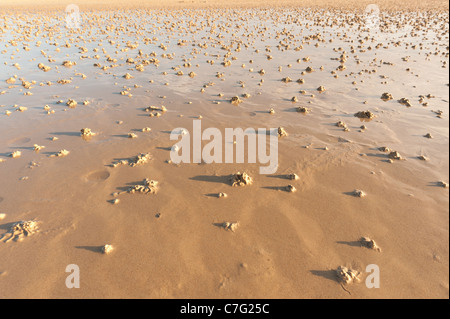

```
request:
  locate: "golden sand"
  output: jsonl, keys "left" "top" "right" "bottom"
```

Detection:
{"left": 0, "top": 0, "right": 448, "bottom": 299}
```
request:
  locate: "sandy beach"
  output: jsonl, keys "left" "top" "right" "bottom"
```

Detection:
{"left": 0, "top": 0, "right": 448, "bottom": 299}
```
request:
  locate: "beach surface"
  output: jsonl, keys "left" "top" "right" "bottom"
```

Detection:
{"left": 0, "top": 0, "right": 448, "bottom": 298}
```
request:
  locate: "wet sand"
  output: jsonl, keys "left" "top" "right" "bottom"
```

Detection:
{"left": 0, "top": 0, "right": 448, "bottom": 298}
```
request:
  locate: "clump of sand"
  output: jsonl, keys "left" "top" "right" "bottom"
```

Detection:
{"left": 220, "top": 222, "right": 239, "bottom": 232}
{"left": 129, "top": 153, "right": 151, "bottom": 166}
{"left": 57, "top": 79, "right": 71, "bottom": 85}
{"left": 101, "top": 244, "right": 114, "bottom": 254}
{"left": 81, "top": 128, "right": 95, "bottom": 137}
{"left": 354, "top": 110, "right": 375, "bottom": 119}
{"left": 286, "top": 185, "right": 297, "bottom": 192}
{"left": 360, "top": 237, "right": 381, "bottom": 252}
{"left": 378, "top": 146, "right": 391, "bottom": 152}
{"left": 37, "top": 63, "right": 51, "bottom": 72}
{"left": 388, "top": 151, "right": 403, "bottom": 160}
{"left": 231, "top": 172, "right": 253, "bottom": 187}
{"left": 16, "top": 106, "right": 28, "bottom": 112}
{"left": 62, "top": 61, "right": 76, "bottom": 67}
{"left": 33, "top": 144, "right": 45, "bottom": 152}
{"left": 336, "top": 121, "right": 349, "bottom": 131}
{"left": 1, "top": 220, "right": 39, "bottom": 243}
{"left": 297, "top": 106, "right": 310, "bottom": 114}
{"left": 278, "top": 127, "right": 288, "bottom": 137}
{"left": 145, "top": 105, "right": 167, "bottom": 113}
{"left": 437, "top": 181, "right": 449, "bottom": 188}
{"left": 381, "top": 92, "right": 394, "bottom": 101}
{"left": 66, "top": 99, "right": 77, "bottom": 108}
{"left": 112, "top": 153, "right": 151, "bottom": 167}
{"left": 433, "top": 110, "right": 444, "bottom": 118}
{"left": 399, "top": 98, "right": 412, "bottom": 107}
{"left": 231, "top": 96, "right": 243, "bottom": 105}
{"left": 127, "top": 179, "right": 159, "bottom": 194}
{"left": 50, "top": 149, "right": 70, "bottom": 157}
{"left": 352, "top": 189, "right": 366, "bottom": 198}
{"left": 6, "top": 77, "right": 16, "bottom": 84}
{"left": 128, "top": 133, "right": 138, "bottom": 139}
{"left": 10, "top": 151, "right": 21, "bottom": 158}
{"left": 144, "top": 105, "right": 166, "bottom": 117}
{"left": 335, "top": 266, "right": 360, "bottom": 284}
{"left": 21, "top": 80, "right": 33, "bottom": 89}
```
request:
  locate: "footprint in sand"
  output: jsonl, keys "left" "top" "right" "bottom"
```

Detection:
{"left": 85, "top": 170, "right": 110, "bottom": 182}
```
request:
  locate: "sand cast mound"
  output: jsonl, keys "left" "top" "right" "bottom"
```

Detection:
{"left": 1, "top": 220, "right": 39, "bottom": 243}
{"left": 230, "top": 172, "right": 253, "bottom": 187}
{"left": 126, "top": 179, "right": 159, "bottom": 194}
{"left": 335, "top": 266, "right": 360, "bottom": 284}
